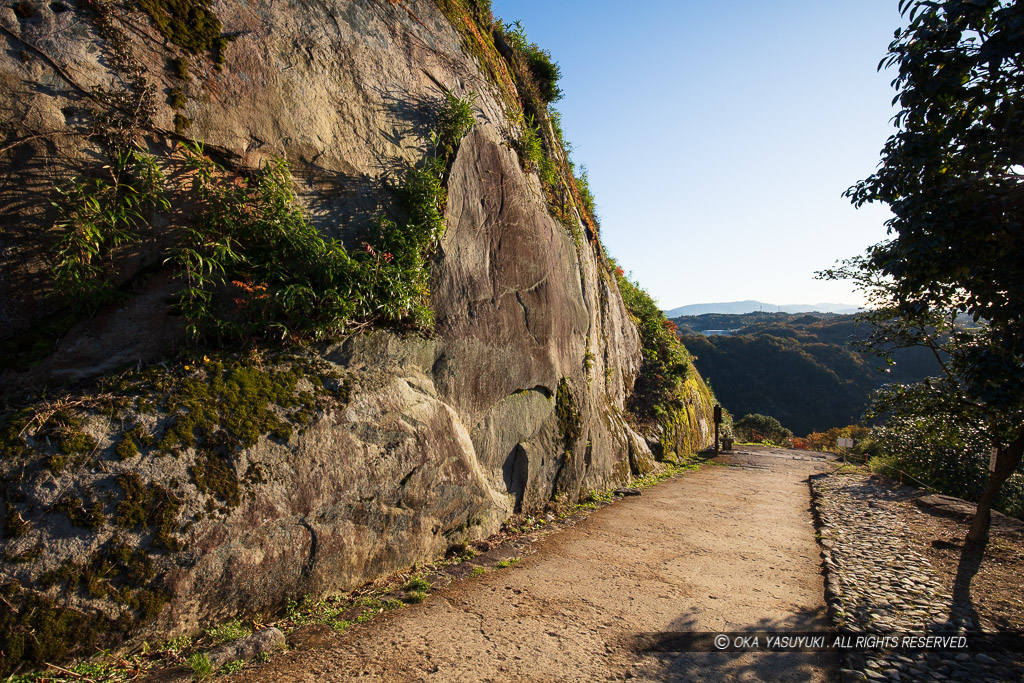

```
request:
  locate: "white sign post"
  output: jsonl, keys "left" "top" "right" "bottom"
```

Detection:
{"left": 836, "top": 437, "right": 853, "bottom": 464}
{"left": 991, "top": 448, "right": 999, "bottom": 472}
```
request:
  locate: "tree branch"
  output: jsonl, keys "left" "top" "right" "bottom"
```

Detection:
{"left": 917, "top": 322, "right": 960, "bottom": 386}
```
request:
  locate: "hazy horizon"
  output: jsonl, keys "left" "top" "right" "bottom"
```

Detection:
{"left": 662, "top": 300, "right": 862, "bottom": 317}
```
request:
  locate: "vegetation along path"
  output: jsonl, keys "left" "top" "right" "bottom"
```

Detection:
{"left": 227, "top": 447, "right": 838, "bottom": 682}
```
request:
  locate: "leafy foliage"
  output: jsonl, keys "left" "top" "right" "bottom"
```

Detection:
{"left": 496, "top": 20, "right": 562, "bottom": 104}
{"left": 463, "top": 0, "right": 492, "bottom": 24}
{"left": 435, "top": 90, "right": 477, "bottom": 159}
{"left": 50, "top": 147, "right": 168, "bottom": 302}
{"left": 854, "top": 305, "right": 1023, "bottom": 445}
{"left": 822, "top": 270, "right": 1024, "bottom": 541}
{"left": 166, "top": 92, "right": 475, "bottom": 342}
{"left": 869, "top": 392, "right": 1024, "bottom": 520}
{"left": 800, "top": 424, "right": 874, "bottom": 455}
{"left": 166, "top": 146, "right": 360, "bottom": 341}
{"left": 46, "top": 92, "right": 476, "bottom": 346}
{"left": 734, "top": 413, "right": 792, "bottom": 445}
{"left": 483, "top": 18, "right": 597, "bottom": 233}
{"left": 845, "top": 0, "right": 1024, "bottom": 337}
{"left": 834, "top": 0, "right": 1024, "bottom": 423}
{"left": 829, "top": 0, "right": 1024, "bottom": 543}
{"left": 513, "top": 115, "right": 555, "bottom": 186}
{"left": 186, "top": 652, "right": 212, "bottom": 680}
{"left": 573, "top": 165, "right": 597, "bottom": 223}
{"left": 205, "top": 618, "right": 251, "bottom": 645}
{"left": 615, "top": 270, "right": 692, "bottom": 422}
{"left": 220, "top": 659, "right": 245, "bottom": 674}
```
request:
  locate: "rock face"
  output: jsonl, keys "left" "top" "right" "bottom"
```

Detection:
{"left": 0, "top": 0, "right": 714, "bottom": 671}
{"left": 434, "top": 124, "right": 651, "bottom": 509}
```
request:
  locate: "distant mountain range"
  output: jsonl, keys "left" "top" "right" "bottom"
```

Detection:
{"left": 663, "top": 300, "right": 861, "bottom": 317}
{"left": 671, "top": 312, "right": 938, "bottom": 435}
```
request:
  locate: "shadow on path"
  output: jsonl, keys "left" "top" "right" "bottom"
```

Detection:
{"left": 951, "top": 543, "right": 984, "bottom": 630}
{"left": 626, "top": 607, "right": 838, "bottom": 682}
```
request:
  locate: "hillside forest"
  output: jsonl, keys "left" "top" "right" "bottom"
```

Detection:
{"left": 676, "top": 311, "right": 1024, "bottom": 521}
{"left": 673, "top": 312, "right": 937, "bottom": 436}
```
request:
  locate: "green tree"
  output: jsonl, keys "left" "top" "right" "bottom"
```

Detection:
{"left": 734, "top": 413, "right": 792, "bottom": 444}
{"left": 830, "top": 0, "right": 1024, "bottom": 546}
{"left": 869, "top": 384, "right": 1024, "bottom": 519}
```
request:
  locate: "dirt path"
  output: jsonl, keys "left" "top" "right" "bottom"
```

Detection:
{"left": 231, "top": 448, "right": 838, "bottom": 682}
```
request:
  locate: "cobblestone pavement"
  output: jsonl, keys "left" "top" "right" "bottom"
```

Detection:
{"left": 812, "top": 472, "right": 1024, "bottom": 682}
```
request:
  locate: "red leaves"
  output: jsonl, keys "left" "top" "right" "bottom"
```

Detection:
{"left": 231, "top": 279, "right": 268, "bottom": 308}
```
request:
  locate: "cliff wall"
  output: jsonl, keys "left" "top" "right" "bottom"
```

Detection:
{"left": 0, "top": 0, "right": 713, "bottom": 672}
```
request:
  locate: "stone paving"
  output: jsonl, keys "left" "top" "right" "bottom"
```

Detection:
{"left": 811, "top": 472, "right": 1024, "bottom": 683}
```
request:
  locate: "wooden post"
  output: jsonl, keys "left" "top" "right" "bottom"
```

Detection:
{"left": 713, "top": 405, "right": 722, "bottom": 456}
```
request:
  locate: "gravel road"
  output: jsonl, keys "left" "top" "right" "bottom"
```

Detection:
{"left": 228, "top": 447, "right": 838, "bottom": 682}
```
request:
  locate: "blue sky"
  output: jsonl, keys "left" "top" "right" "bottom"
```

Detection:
{"left": 489, "top": 0, "right": 906, "bottom": 309}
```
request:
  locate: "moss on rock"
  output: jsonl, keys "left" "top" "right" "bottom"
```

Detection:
{"left": 55, "top": 495, "right": 106, "bottom": 530}
{"left": 115, "top": 473, "right": 183, "bottom": 551}
{"left": 655, "top": 373, "right": 715, "bottom": 463}
{"left": 191, "top": 452, "right": 240, "bottom": 508}
{"left": 2, "top": 502, "right": 29, "bottom": 538}
{"left": 37, "top": 538, "right": 166, "bottom": 616}
{"left": 555, "top": 377, "right": 582, "bottom": 455}
{"left": 4, "top": 546, "right": 42, "bottom": 563}
{"left": 58, "top": 430, "right": 96, "bottom": 455}
{"left": 5, "top": 537, "right": 172, "bottom": 677}
{"left": 0, "top": 591, "right": 109, "bottom": 679}
{"left": 158, "top": 360, "right": 299, "bottom": 457}
{"left": 0, "top": 409, "right": 33, "bottom": 458}
{"left": 135, "top": 0, "right": 224, "bottom": 56}
{"left": 115, "top": 436, "right": 139, "bottom": 460}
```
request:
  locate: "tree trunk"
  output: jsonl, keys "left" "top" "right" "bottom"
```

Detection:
{"left": 966, "top": 434, "right": 1024, "bottom": 545}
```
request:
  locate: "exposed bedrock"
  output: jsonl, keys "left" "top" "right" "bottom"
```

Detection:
{"left": 0, "top": 0, "right": 713, "bottom": 667}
